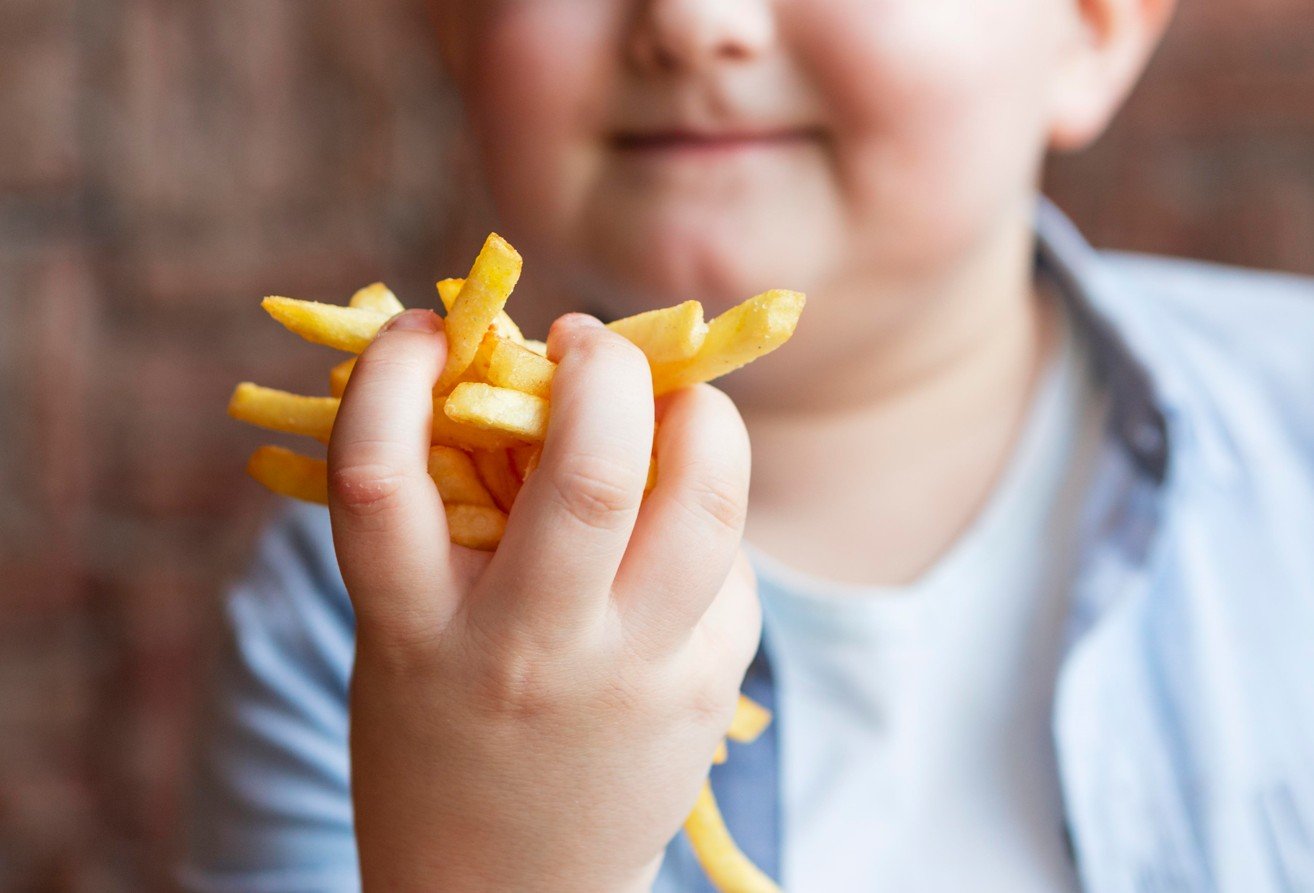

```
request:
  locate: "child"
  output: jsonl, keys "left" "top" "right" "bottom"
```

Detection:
{"left": 182, "top": 1, "right": 1314, "bottom": 890}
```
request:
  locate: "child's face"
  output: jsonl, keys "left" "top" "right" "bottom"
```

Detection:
{"left": 435, "top": 1, "right": 1118, "bottom": 379}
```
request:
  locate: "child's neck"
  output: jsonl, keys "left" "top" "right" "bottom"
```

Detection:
{"left": 740, "top": 213, "right": 1059, "bottom": 588}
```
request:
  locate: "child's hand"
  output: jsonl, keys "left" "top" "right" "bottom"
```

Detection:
{"left": 328, "top": 309, "right": 761, "bottom": 892}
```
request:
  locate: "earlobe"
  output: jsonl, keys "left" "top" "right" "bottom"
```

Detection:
{"left": 1046, "top": 0, "right": 1178, "bottom": 152}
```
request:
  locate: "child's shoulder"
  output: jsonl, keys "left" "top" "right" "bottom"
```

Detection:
{"left": 1097, "top": 251, "right": 1314, "bottom": 462}
{"left": 1101, "top": 251, "right": 1314, "bottom": 369}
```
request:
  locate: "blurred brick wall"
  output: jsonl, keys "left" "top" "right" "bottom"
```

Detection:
{"left": 0, "top": 1, "right": 1310, "bottom": 890}
{"left": 0, "top": 1, "right": 464, "bottom": 889}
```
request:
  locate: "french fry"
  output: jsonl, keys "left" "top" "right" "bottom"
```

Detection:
{"left": 435, "top": 277, "right": 463, "bottom": 308}
{"left": 445, "top": 504, "right": 507, "bottom": 551}
{"left": 438, "top": 333, "right": 497, "bottom": 395}
{"left": 510, "top": 444, "right": 542, "bottom": 481}
{"left": 469, "top": 331, "right": 500, "bottom": 381}
{"left": 432, "top": 397, "right": 529, "bottom": 451}
{"left": 428, "top": 446, "right": 496, "bottom": 508}
{"left": 437, "top": 270, "right": 525, "bottom": 346}
{"left": 608, "top": 300, "right": 708, "bottom": 365}
{"left": 262, "top": 297, "right": 391, "bottom": 353}
{"left": 727, "top": 696, "right": 772, "bottom": 744}
{"left": 228, "top": 384, "right": 338, "bottom": 441}
{"left": 472, "top": 449, "right": 523, "bottom": 513}
{"left": 329, "top": 358, "right": 356, "bottom": 398}
{"left": 684, "top": 782, "right": 782, "bottom": 893}
{"left": 349, "top": 282, "right": 405, "bottom": 316}
{"left": 650, "top": 290, "right": 806, "bottom": 396}
{"left": 232, "top": 383, "right": 526, "bottom": 452}
{"left": 489, "top": 307, "right": 527, "bottom": 345}
{"left": 436, "top": 236, "right": 522, "bottom": 393}
{"left": 487, "top": 339, "right": 557, "bottom": 398}
{"left": 712, "top": 742, "right": 728, "bottom": 766}
{"left": 523, "top": 339, "right": 548, "bottom": 356}
{"left": 444, "top": 383, "right": 548, "bottom": 443}
{"left": 246, "top": 446, "right": 329, "bottom": 505}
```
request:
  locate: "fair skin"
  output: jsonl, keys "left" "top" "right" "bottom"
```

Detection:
{"left": 334, "top": 0, "right": 1173, "bottom": 888}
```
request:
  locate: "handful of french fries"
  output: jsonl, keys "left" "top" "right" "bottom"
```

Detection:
{"left": 229, "top": 233, "right": 801, "bottom": 892}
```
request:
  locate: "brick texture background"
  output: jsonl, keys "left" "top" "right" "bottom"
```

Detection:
{"left": 0, "top": 2, "right": 1310, "bottom": 890}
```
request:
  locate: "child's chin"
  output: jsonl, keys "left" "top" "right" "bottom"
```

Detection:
{"left": 592, "top": 220, "right": 812, "bottom": 312}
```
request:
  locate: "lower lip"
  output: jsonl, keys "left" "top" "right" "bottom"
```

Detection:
{"left": 611, "top": 132, "right": 816, "bottom": 158}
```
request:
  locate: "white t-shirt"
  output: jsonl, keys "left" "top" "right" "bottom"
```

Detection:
{"left": 751, "top": 319, "right": 1105, "bottom": 892}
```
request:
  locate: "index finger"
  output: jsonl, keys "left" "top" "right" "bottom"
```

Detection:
{"left": 475, "top": 315, "right": 653, "bottom": 638}
{"left": 328, "top": 310, "right": 457, "bottom": 638}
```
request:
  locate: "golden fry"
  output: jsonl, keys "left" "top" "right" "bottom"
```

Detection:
{"left": 727, "top": 696, "right": 772, "bottom": 744}
{"left": 523, "top": 339, "right": 548, "bottom": 356}
{"left": 437, "top": 272, "right": 525, "bottom": 346}
{"left": 348, "top": 282, "right": 405, "bottom": 316}
{"left": 684, "top": 782, "right": 782, "bottom": 893}
{"left": 510, "top": 444, "right": 542, "bottom": 481}
{"left": 329, "top": 358, "right": 356, "bottom": 398}
{"left": 446, "top": 503, "right": 508, "bottom": 551}
{"left": 487, "top": 339, "right": 557, "bottom": 398}
{"left": 712, "top": 742, "right": 728, "bottom": 766}
{"left": 432, "top": 397, "right": 528, "bottom": 451}
{"left": 436, "top": 235, "right": 522, "bottom": 393}
{"left": 428, "top": 446, "right": 496, "bottom": 508}
{"left": 262, "top": 297, "right": 390, "bottom": 354}
{"left": 473, "top": 449, "right": 522, "bottom": 513}
{"left": 247, "top": 446, "right": 329, "bottom": 505}
{"left": 436, "top": 277, "right": 463, "bottom": 309}
{"left": 469, "top": 331, "right": 500, "bottom": 382}
{"left": 608, "top": 300, "right": 708, "bottom": 365}
{"left": 444, "top": 383, "right": 548, "bottom": 443}
{"left": 229, "top": 383, "right": 338, "bottom": 441}
{"left": 651, "top": 290, "right": 806, "bottom": 396}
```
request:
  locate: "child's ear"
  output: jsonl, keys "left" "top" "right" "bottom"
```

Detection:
{"left": 1046, "top": 0, "right": 1178, "bottom": 152}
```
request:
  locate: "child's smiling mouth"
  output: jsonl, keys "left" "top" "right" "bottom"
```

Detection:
{"left": 610, "top": 126, "right": 822, "bottom": 160}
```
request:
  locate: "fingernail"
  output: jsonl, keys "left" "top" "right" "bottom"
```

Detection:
{"left": 381, "top": 309, "right": 441, "bottom": 334}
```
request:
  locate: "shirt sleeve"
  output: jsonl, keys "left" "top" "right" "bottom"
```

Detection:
{"left": 178, "top": 503, "right": 361, "bottom": 893}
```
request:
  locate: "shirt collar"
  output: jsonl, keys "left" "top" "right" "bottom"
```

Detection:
{"left": 1035, "top": 197, "right": 1172, "bottom": 485}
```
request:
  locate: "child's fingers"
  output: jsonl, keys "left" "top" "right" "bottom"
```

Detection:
{"left": 613, "top": 385, "right": 751, "bottom": 651}
{"left": 477, "top": 315, "right": 654, "bottom": 639}
{"left": 693, "top": 550, "right": 763, "bottom": 680}
{"left": 328, "top": 310, "right": 456, "bottom": 639}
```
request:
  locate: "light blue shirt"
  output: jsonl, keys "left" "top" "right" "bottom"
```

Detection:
{"left": 180, "top": 200, "right": 1314, "bottom": 892}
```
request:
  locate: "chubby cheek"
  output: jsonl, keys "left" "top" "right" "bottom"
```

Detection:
{"left": 788, "top": 1, "right": 1059, "bottom": 270}
{"left": 461, "top": 3, "right": 616, "bottom": 254}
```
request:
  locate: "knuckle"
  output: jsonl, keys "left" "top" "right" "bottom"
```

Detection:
{"left": 700, "top": 579, "right": 762, "bottom": 672}
{"left": 328, "top": 461, "right": 408, "bottom": 518}
{"left": 679, "top": 464, "right": 748, "bottom": 535}
{"left": 687, "top": 680, "right": 738, "bottom": 734}
{"left": 550, "top": 454, "right": 642, "bottom": 531}
{"left": 470, "top": 642, "right": 559, "bottom": 722}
